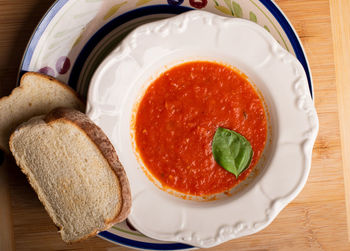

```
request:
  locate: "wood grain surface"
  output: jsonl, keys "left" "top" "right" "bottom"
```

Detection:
{"left": 329, "top": 0, "right": 350, "bottom": 241}
{"left": 0, "top": 0, "right": 348, "bottom": 250}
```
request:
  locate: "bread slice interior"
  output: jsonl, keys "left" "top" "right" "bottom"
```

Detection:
{"left": 9, "top": 108, "right": 131, "bottom": 242}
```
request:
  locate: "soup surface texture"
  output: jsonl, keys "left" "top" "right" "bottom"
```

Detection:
{"left": 134, "top": 61, "right": 267, "bottom": 196}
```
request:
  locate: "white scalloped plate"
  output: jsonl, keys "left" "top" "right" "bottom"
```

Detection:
{"left": 86, "top": 10, "right": 318, "bottom": 248}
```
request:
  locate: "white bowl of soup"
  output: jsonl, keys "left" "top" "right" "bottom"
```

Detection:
{"left": 86, "top": 10, "right": 318, "bottom": 248}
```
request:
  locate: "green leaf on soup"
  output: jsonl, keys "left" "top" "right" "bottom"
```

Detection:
{"left": 212, "top": 127, "right": 253, "bottom": 178}
{"left": 232, "top": 1, "right": 243, "bottom": 18}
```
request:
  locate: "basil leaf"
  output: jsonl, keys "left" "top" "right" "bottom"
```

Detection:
{"left": 212, "top": 127, "right": 253, "bottom": 178}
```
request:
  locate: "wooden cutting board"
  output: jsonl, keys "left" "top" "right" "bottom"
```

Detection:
{"left": 0, "top": 0, "right": 348, "bottom": 250}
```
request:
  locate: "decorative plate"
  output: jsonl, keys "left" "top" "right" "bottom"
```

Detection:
{"left": 86, "top": 10, "right": 318, "bottom": 248}
{"left": 19, "top": 0, "right": 315, "bottom": 250}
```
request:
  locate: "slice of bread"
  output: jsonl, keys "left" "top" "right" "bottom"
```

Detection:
{"left": 0, "top": 72, "right": 85, "bottom": 153}
{"left": 9, "top": 108, "right": 131, "bottom": 243}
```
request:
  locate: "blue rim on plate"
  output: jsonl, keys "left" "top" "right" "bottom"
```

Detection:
{"left": 17, "top": 1, "right": 313, "bottom": 250}
{"left": 99, "top": 231, "right": 194, "bottom": 250}
{"left": 20, "top": 0, "right": 69, "bottom": 73}
{"left": 18, "top": 1, "right": 313, "bottom": 98}
{"left": 68, "top": 5, "right": 193, "bottom": 90}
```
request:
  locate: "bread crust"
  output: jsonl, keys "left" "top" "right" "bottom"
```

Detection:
{"left": 22, "top": 72, "right": 86, "bottom": 105}
{"left": 0, "top": 72, "right": 86, "bottom": 153}
{"left": 0, "top": 72, "right": 85, "bottom": 108}
{"left": 44, "top": 108, "right": 132, "bottom": 240}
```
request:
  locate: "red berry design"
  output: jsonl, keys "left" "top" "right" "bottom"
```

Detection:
{"left": 38, "top": 66, "right": 55, "bottom": 77}
{"left": 56, "top": 56, "right": 71, "bottom": 75}
{"left": 189, "top": 0, "right": 207, "bottom": 9}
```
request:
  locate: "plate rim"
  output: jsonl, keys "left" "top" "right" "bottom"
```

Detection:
{"left": 68, "top": 5, "right": 193, "bottom": 90}
{"left": 259, "top": 0, "right": 313, "bottom": 98}
{"left": 99, "top": 231, "right": 196, "bottom": 251}
{"left": 17, "top": 1, "right": 313, "bottom": 98}
{"left": 17, "top": 0, "right": 69, "bottom": 82}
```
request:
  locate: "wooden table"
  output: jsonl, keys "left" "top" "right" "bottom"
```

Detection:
{"left": 0, "top": 0, "right": 348, "bottom": 250}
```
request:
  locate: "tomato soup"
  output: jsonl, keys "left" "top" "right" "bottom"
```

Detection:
{"left": 134, "top": 61, "right": 267, "bottom": 196}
